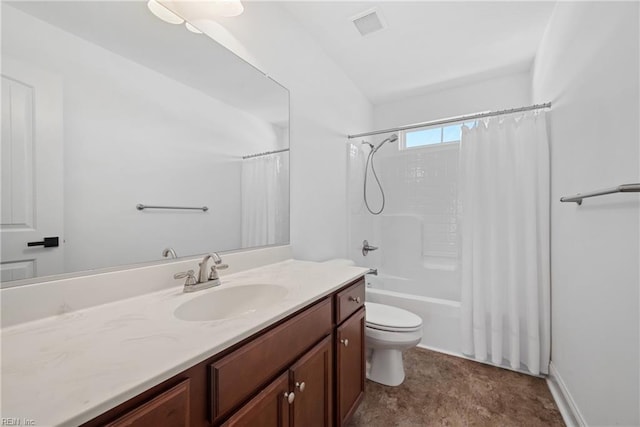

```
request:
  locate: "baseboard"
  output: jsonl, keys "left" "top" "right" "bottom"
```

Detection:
{"left": 546, "top": 361, "right": 587, "bottom": 426}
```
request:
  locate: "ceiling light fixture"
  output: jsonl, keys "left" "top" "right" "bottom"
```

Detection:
{"left": 211, "top": 0, "right": 244, "bottom": 18}
{"left": 185, "top": 22, "right": 203, "bottom": 34}
{"left": 147, "top": 0, "right": 184, "bottom": 24}
{"left": 147, "top": 0, "right": 244, "bottom": 34}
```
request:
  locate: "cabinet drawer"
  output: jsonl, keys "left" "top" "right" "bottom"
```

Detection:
{"left": 210, "top": 298, "right": 332, "bottom": 422}
{"left": 105, "top": 379, "right": 190, "bottom": 427}
{"left": 335, "top": 279, "right": 365, "bottom": 324}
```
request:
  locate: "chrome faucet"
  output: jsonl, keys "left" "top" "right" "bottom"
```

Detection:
{"left": 197, "top": 252, "right": 228, "bottom": 284}
{"left": 174, "top": 252, "right": 229, "bottom": 293}
{"left": 162, "top": 247, "right": 178, "bottom": 259}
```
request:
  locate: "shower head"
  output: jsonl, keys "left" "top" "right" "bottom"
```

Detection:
{"left": 373, "top": 133, "right": 399, "bottom": 153}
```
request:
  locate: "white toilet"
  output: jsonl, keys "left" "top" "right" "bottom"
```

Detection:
{"left": 365, "top": 302, "right": 423, "bottom": 386}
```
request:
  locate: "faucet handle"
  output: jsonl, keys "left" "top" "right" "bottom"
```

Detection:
{"left": 362, "top": 240, "right": 379, "bottom": 256}
{"left": 174, "top": 270, "right": 197, "bottom": 286}
{"left": 208, "top": 264, "right": 229, "bottom": 280}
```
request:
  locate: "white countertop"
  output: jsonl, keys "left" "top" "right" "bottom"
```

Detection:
{"left": 0, "top": 259, "right": 367, "bottom": 426}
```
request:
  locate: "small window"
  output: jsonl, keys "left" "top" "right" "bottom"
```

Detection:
{"left": 401, "top": 121, "right": 476, "bottom": 150}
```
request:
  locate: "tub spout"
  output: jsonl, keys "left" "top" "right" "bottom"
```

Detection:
{"left": 367, "top": 268, "right": 378, "bottom": 276}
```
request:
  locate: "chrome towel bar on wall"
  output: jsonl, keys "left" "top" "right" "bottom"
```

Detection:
{"left": 136, "top": 204, "right": 209, "bottom": 212}
{"left": 560, "top": 183, "right": 640, "bottom": 205}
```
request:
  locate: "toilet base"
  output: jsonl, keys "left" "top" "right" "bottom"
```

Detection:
{"left": 367, "top": 348, "right": 406, "bottom": 386}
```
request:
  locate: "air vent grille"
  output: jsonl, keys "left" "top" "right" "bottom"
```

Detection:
{"left": 351, "top": 9, "right": 385, "bottom": 36}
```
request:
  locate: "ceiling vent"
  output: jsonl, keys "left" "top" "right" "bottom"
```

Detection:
{"left": 351, "top": 8, "right": 386, "bottom": 37}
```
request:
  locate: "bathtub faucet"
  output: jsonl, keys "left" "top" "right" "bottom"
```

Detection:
{"left": 367, "top": 268, "right": 378, "bottom": 276}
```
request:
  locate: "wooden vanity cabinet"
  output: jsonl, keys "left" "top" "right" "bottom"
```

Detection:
{"left": 333, "top": 279, "right": 366, "bottom": 427}
{"left": 335, "top": 308, "right": 365, "bottom": 426}
{"left": 290, "top": 335, "right": 333, "bottom": 427}
{"left": 82, "top": 277, "right": 365, "bottom": 427}
{"left": 223, "top": 336, "right": 333, "bottom": 427}
{"left": 105, "top": 379, "right": 191, "bottom": 427}
{"left": 221, "top": 372, "right": 291, "bottom": 427}
{"left": 335, "top": 279, "right": 365, "bottom": 324}
{"left": 209, "top": 298, "right": 333, "bottom": 423}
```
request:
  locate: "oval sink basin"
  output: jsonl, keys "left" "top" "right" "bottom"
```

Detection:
{"left": 174, "top": 284, "right": 288, "bottom": 322}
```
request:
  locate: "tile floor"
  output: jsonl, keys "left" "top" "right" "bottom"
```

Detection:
{"left": 348, "top": 347, "right": 564, "bottom": 427}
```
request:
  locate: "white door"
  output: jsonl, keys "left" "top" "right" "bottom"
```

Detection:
{"left": 1, "top": 57, "right": 64, "bottom": 286}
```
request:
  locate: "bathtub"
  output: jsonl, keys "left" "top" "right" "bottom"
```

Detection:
{"left": 365, "top": 273, "right": 462, "bottom": 357}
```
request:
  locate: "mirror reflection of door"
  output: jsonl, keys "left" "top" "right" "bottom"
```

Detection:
{"left": 1, "top": 57, "right": 64, "bottom": 286}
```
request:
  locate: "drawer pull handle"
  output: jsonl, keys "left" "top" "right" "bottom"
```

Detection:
{"left": 295, "top": 381, "right": 306, "bottom": 392}
{"left": 284, "top": 391, "right": 295, "bottom": 404}
{"left": 349, "top": 296, "right": 361, "bottom": 303}
{"left": 340, "top": 338, "right": 349, "bottom": 347}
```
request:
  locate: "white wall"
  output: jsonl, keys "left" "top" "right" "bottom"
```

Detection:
{"left": 191, "top": 2, "right": 374, "bottom": 261}
{"left": 3, "top": 6, "right": 285, "bottom": 272}
{"left": 532, "top": 2, "right": 639, "bottom": 425}
{"left": 373, "top": 70, "right": 532, "bottom": 129}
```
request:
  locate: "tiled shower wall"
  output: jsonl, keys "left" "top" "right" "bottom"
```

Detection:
{"left": 347, "top": 142, "right": 461, "bottom": 301}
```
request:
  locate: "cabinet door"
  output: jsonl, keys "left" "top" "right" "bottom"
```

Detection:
{"left": 106, "top": 380, "right": 190, "bottom": 427}
{"left": 335, "top": 308, "right": 365, "bottom": 426}
{"left": 222, "top": 373, "right": 291, "bottom": 427}
{"left": 290, "top": 335, "right": 333, "bottom": 427}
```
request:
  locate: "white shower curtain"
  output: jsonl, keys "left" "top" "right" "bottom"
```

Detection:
{"left": 241, "top": 152, "right": 289, "bottom": 247}
{"left": 458, "top": 112, "right": 550, "bottom": 375}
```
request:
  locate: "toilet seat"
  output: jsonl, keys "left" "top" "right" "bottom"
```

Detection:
{"left": 365, "top": 302, "right": 422, "bottom": 332}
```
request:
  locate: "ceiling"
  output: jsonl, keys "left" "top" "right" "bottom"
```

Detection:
{"left": 282, "top": 1, "right": 557, "bottom": 105}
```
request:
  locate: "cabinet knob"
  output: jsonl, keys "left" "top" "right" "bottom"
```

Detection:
{"left": 349, "top": 296, "right": 361, "bottom": 303}
{"left": 284, "top": 391, "right": 295, "bottom": 404}
{"left": 340, "top": 338, "right": 349, "bottom": 347}
{"left": 295, "top": 381, "right": 306, "bottom": 392}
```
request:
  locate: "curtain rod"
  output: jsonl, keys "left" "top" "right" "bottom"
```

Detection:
{"left": 242, "top": 148, "right": 289, "bottom": 160}
{"left": 347, "top": 102, "right": 552, "bottom": 139}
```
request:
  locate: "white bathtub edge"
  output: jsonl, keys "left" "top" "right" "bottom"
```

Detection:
{"left": 366, "top": 287, "right": 461, "bottom": 356}
{"left": 366, "top": 287, "right": 460, "bottom": 308}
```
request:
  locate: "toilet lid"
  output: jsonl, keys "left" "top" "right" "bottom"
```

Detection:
{"left": 365, "top": 302, "right": 422, "bottom": 331}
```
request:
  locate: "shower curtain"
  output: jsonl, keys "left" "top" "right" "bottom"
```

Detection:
{"left": 241, "top": 152, "right": 289, "bottom": 247}
{"left": 458, "top": 112, "right": 550, "bottom": 375}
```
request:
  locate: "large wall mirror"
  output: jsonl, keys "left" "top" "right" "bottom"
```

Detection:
{"left": 1, "top": 1, "right": 290, "bottom": 287}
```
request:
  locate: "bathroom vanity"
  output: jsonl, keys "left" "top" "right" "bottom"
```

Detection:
{"left": 85, "top": 278, "right": 365, "bottom": 427}
{"left": 0, "top": 255, "right": 367, "bottom": 427}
